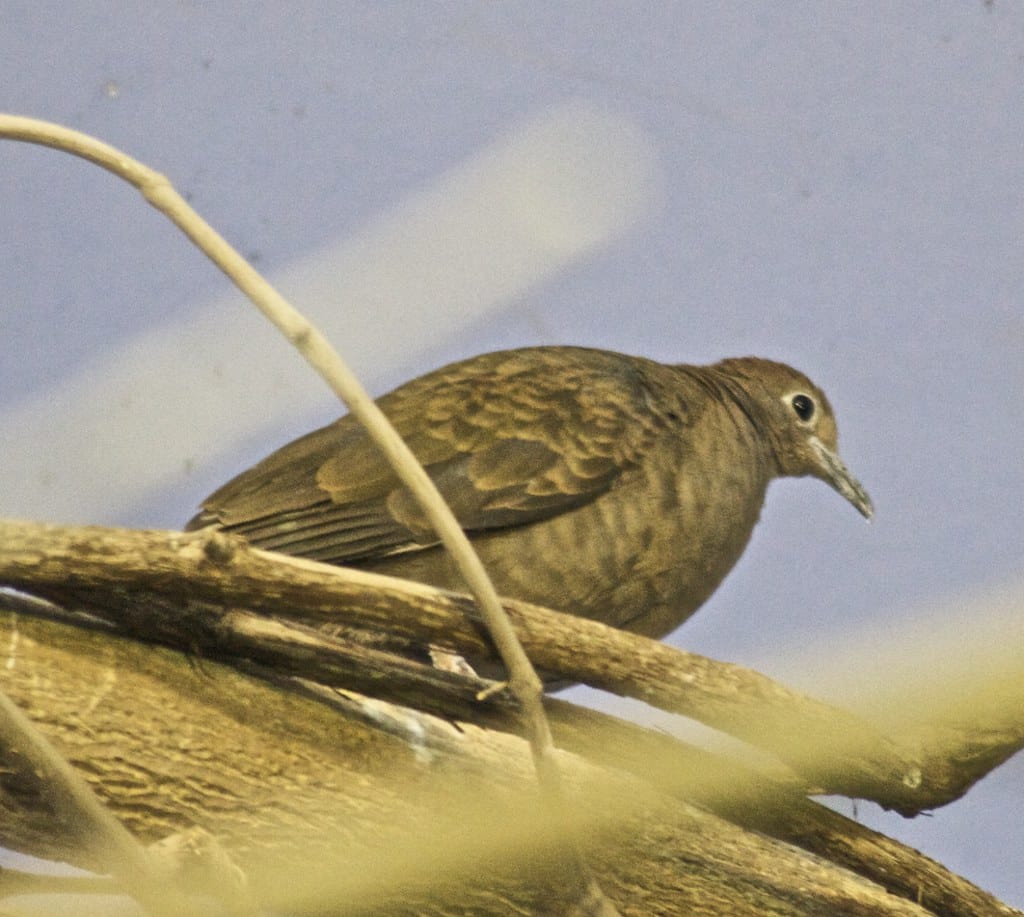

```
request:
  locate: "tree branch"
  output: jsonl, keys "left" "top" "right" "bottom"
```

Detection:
{"left": 0, "top": 603, "right": 1015, "bottom": 916}
{"left": 1, "top": 518, "right": 1021, "bottom": 818}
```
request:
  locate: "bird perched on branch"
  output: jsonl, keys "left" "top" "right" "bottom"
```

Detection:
{"left": 187, "top": 346, "right": 871, "bottom": 642}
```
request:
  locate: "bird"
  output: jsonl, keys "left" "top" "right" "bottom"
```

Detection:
{"left": 186, "top": 346, "right": 872, "bottom": 644}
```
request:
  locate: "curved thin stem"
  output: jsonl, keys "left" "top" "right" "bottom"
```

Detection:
{"left": 0, "top": 114, "right": 617, "bottom": 915}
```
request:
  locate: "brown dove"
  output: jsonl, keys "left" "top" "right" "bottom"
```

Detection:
{"left": 187, "top": 346, "right": 872, "bottom": 640}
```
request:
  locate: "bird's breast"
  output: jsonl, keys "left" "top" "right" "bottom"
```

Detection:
{"left": 362, "top": 426, "right": 771, "bottom": 641}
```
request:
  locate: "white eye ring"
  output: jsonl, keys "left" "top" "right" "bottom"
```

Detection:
{"left": 789, "top": 393, "right": 815, "bottom": 423}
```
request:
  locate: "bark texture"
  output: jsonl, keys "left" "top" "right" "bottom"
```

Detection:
{"left": 0, "top": 521, "right": 1019, "bottom": 915}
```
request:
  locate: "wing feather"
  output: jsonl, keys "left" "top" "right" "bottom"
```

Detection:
{"left": 186, "top": 347, "right": 686, "bottom": 564}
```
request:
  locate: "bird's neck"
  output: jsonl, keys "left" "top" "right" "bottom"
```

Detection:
{"left": 674, "top": 365, "right": 782, "bottom": 479}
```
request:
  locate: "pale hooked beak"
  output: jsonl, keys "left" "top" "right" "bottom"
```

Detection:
{"left": 810, "top": 438, "right": 874, "bottom": 520}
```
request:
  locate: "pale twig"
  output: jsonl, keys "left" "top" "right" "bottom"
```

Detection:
{"left": 0, "top": 114, "right": 615, "bottom": 914}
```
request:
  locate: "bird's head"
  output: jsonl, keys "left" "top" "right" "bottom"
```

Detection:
{"left": 715, "top": 358, "right": 874, "bottom": 520}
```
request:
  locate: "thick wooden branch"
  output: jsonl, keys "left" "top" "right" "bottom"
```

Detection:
{"left": 0, "top": 683, "right": 196, "bottom": 917}
{"left": 0, "top": 608, "right": 1014, "bottom": 916}
{"left": 3, "top": 519, "right": 1021, "bottom": 816}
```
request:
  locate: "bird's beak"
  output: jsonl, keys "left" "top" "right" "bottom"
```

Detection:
{"left": 809, "top": 438, "right": 874, "bottom": 520}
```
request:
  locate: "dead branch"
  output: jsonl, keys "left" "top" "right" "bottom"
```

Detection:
{"left": 0, "top": 604, "right": 1014, "bottom": 916}
{"left": 3, "top": 519, "right": 1021, "bottom": 816}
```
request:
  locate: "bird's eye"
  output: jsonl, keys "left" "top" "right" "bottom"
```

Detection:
{"left": 791, "top": 394, "right": 815, "bottom": 422}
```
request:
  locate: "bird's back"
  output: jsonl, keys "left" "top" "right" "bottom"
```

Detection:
{"left": 188, "top": 346, "right": 686, "bottom": 564}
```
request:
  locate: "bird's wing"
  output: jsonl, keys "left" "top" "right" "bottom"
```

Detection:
{"left": 187, "top": 348, "right": 677, "bottom": 564}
